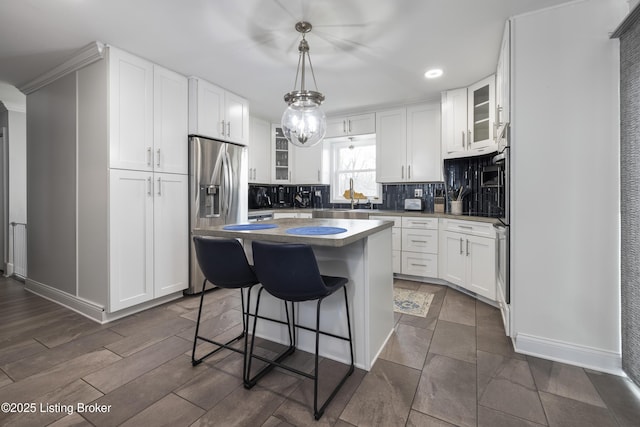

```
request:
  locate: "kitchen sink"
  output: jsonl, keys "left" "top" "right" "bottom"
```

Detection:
{"left": 312, "top": 209, "right": 370, "bottom": 220}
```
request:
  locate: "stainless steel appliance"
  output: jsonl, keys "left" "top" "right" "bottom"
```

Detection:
{"left": 404, "top": 198, "right": 425, "bottom": 211}
{"left": 187, "top": 135, "right": 248, "bottom": 294}
{"left": 492, "top": 124, "right": 511, "bottom": 335}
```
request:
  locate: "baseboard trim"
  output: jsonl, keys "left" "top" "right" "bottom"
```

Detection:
{"left": 514, "top": 332, "right": 623, "bottom": 375}
{"left": 25, "top": 278, "right": 105, "bottom": 322}
{"left": 24, "top": 278, "right": 184, "bottom": 324}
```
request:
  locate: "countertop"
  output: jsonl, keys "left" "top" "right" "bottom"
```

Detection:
{"left": 194, "top": 218, "right": 393, "bottom": 247}
{"left": 251, "top": 208, "right": 501, "bottom": 225}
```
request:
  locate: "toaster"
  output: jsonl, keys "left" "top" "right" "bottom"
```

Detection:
{"left": 404, "top": 198, "right": 425, "bottom": 211}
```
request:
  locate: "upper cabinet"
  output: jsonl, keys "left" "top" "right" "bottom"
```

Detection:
{"left": 376, "top": 103, "right": 441, "bottom": 183}
{"left": 325, "top": 113, "right": 375, "bottom": 138}
{"left": 248, "top": 116, "right": 272, "bottom": 184}
{"left": 109, "top": 48, "right": 154, "bottom": 171}
{"left": 188, "top": 77, "right": 249, "bottom": 146}
{"left": 442, "top": 74, "right": 496, "bottom": 159}
{"left": 495, "top": 20, "right": 511, "bottom": 137}
{"left": 108, "top": 47, "right": 188, "bottom": 174}
{"left": 293, "top": 141, "right": 328, "bottom": 185}
{"left": 272, "top": 125, "right": 293, "bottom": 183}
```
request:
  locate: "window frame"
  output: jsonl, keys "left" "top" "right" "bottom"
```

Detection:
{"left": 328, "top": 136, "right": 382, "bottom": 204}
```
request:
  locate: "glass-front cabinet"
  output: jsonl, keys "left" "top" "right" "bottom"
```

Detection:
{"left": 272, "top": 125, "right": 292, "bottom": 183}
{"left": 467, "top": 75, "right": 495, "bottom": 150}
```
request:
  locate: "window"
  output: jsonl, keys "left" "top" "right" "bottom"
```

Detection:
{"left": 329, "top": 135, "right": 381, "bottom": 203}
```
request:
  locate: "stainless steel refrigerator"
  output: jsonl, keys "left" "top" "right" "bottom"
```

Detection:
{"left": 187, "top": 135, "right": 248, "bottom": 294}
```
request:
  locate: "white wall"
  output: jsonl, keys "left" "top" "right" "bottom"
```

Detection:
{"left": 511, "top": 0, "right": 627, "bottom": 373}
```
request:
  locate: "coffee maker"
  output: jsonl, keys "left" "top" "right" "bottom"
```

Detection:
{"left": 249, "top": 186, "right": 272, "bottom": 209}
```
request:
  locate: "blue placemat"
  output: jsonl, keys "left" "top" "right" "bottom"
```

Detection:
{"left": 223, "top": 223, "right": 278, "bottom": 231}
{"left": 286, "top": 226, "right": 347, "bottom": 236}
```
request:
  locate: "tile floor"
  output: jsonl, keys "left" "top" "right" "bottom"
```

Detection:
{"left": 1, "top": 275, "right": 639, "bottom": 426}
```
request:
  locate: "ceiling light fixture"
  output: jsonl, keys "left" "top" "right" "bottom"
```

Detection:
{"left": 281, "top": 21, "right": 326, "bottom": 148}
{"left": 424, "top": 68, "right": 443, "bottom": 79}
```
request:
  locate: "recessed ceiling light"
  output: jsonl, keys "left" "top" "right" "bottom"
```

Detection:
{"left": 424, "top": 68, "right": 443, "bottom": 79}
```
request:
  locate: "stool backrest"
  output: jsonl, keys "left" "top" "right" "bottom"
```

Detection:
{"left": 251, "top": 241, "right": 329, "bottom": 301}
{"left": 193, "top": 236, "right": 258, "bottom": 288}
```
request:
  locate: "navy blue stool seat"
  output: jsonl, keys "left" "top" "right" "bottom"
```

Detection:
{"left": 191, "top": 236, "right": 294, "bottom": 384}
{"left": 247, "top": 241, "right": 355, "bottom": 420}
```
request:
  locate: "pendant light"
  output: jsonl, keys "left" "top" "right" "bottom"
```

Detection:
{"left": 281, "top": 21, "right": 326, "bottom": 148}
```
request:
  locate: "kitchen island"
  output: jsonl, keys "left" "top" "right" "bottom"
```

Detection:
{"left": 194, "top": 217, "right": 394, "bottom": 371}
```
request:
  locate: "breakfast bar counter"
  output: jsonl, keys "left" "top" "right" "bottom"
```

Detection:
{"left": 194, "top": 218, "right": 394, "bottom": 371}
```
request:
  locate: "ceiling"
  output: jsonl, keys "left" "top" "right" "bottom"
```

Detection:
{"left": 0, "top": 0, "right": 573, "bottom": 122}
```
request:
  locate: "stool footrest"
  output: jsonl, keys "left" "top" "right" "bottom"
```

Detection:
{"left": 192, "top": 332, "right": 245, "bottom": 366}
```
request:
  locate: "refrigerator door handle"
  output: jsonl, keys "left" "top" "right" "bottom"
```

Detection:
{"left": 224, "top": 150, "right": 234, "bottom": 218}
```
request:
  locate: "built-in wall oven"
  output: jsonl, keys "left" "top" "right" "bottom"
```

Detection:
{"left": 492, "top": 124, "right": 511, "bottom": 336}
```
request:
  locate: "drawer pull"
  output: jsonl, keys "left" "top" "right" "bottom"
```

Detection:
{"left": 412, "top": 240, "right": 428, "bottom": 243}
{"left": 458, "top": 225, "right": 473, "bottom": 229}
{"left": 411, "top": 263, "right": 428, "bottom": 267}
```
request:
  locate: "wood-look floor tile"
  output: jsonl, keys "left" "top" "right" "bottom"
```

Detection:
{"left": 438, "top": 289, "right": 476, "bottom": 327}
{"left": 175, "top": 364, "right": 243, "bottom": 410}
{"left": 340, "top": 358, "right": 421, "bottom": 427}
{"left": 379, "top": 323, "right": 433, "bottom": 370}
{"left": 586, "top": 369, "right": 640, "bottom": 427}
{"left": 1, "top": 378, "right": 102, "bottom": 427}
{"left": 179, "top": 293, "right": 242, "bottom": 323}
{"left": 107, "top": 305, "right": 187, "bottom": 337}
{"left": 539, "top": 391, "right": 618, "bottom": 427}
{"left": 0, "top": 338, "right": 47, "bottom": 366}
{"left": 0, "top": 349, "right": 121, "bottom": 417}
{"left": 190, "top": 373, "right": 300, "bottom": 427}
{"left": 46, "top": 413, "right": 94, "bottom": 427}
{"left": 120, "top": 393, "right": 205, "bottom": 427}
{"left": 477, "top": 405, "right": 546, "bottom": 427}
{"left": 528, "top": 356, "right": 606, "bottom": 407}
{"left": 177, "top": 309, "right": 243, "bottom": 343}
{"left": 0, "top": 370, "right": 12, "bottom": 388}
{"left": 83, "top": 336, "right": 191, "bottom": 394}
{"left": 406, "top": 410, "right": 458, "bottom": 426}
{"left": 428, "top": 320, "right": 476, "bottom": 363}
{"left": 105, "top": 316, "right": 193, "bottom": 357}
{"left": 261, "top": 415, "right": 296, "bottom": 427}
{"left": 81, "top": 354, "right": 202, "bottom": 427}
{"left": 4, "top": 329, "right": 123, "bottom": 381}
{"left": 273, "top": 358, "right": 366, "bottom": 426}
{"left": 412, "top": 353, "right": 477, "bottom": 427}
{"left": 176, "top": 288, "right": 237, "bottom": 311}
{"left": 33, "top": 315, "right": 108, "bottom": 348}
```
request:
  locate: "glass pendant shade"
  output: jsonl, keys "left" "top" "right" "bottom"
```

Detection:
{"left": 281, "top": 97, "right": 326, "bottom": 147}
{"left": 281, "top": 21, "right": 326, "bottom": 148}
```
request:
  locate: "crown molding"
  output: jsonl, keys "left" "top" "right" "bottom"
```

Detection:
{"left": 19, "top": 41, "right": 106, "bottom": 95}
{"left": 612, "top": 1, "right": 640, "bottom": 39}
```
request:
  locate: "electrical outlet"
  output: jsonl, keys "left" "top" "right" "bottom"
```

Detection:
{"left": 315, "top": 190, "right": 322, "bottom": 197}
{"left": 414, "top": 188, "right": 423, "bottom": 197}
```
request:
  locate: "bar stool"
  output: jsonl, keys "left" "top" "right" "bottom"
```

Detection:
{"left": 247, "top": 241, "right": 355, "bottom": 420}
{"left": 191, "top": 236, "right": 295, "bottom": 384}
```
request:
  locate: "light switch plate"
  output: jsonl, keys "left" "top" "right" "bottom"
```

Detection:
{"left": 414, "top": 188, "right": 423, "bottom": 197}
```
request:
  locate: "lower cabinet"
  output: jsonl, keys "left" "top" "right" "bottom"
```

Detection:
{"left": 109, "top": 169, "right": 188, "bottom": 312}
{"left": 439, "top": 219, "right": 496, "bottom": 300}
{"left": 401, "top": 217, "right": 438, "bottom": 277}
{"left": 370, "top": 215, "right": 401, "bottom": 274}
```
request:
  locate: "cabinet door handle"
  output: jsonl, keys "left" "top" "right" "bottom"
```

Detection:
{"left": 343, "top": 120, "right": 347, "bottom": 134}
{"left": 147, "top": 147, "right": 152, "bottom": 166}
{"left": 401, "top": 165, "right": 404, "bottom": 179}
{"left": 462, "top": 131, "right": 465, "bottom": 147}
{"left": 253, "top": 168, "right": 256, "bottom": 180}
{"left": 157, "top": 177, "right": 162, "bottom": 196}
{"left": 468, "top": 130, "right": 472, "bottom": 146}
{"left": 227, "top": 122, "right": 231, "bottom": 137}
{"left": 221, "top": 120, "right": 226, "bottom": 136}
{"left": 348, "top": 119, "right": 352, "bottom": 133}
{"left": 289, "top": 171, "right": 291, "bottom": 182}
{"left": 459, "top": 238, "right": 463, "bottom": 254}
{"left": 466, "top": 239, "right": 470, "bottom": 256}
{"left": 156, "top": 149, "right": 161, "bottom": 167}
{"left": 147, "top": 177, "right": 152, "bottom": 196}
{"left": 408, "top": 165, "right": 411, "bottom": 179}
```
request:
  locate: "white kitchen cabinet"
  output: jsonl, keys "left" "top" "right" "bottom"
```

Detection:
{"left": 439, "top": 219, "right": 496, "bottom": 300}
{"left": 376, "top": 103, "right": 441, "bottom": 183}
{"left": 495, "top": 20, "right": 511, "bottom": 137}
{"left": 188, "top": 77, "right": 249, "bottom": 145}
{"left": 109, "top": 169, "right": 188, "bottom": 311}
{"left": 109, "top": 169, "right": 154, "bottom": 311}
{"left": 108, "top": 48, "right": 188, "bottom": 174}
{"left": 109, "top": 47, "right": 154, "bottom": 171}
{"left": 272, "top": 125, "right": 293, "bottom": 183}
{"left": 442, "top": 75, "right": 497, "bottom": 158}
{"left": 272, "top": 212, "right": 312, "bottom": 219}
{"left": 153, "top": 65, "right": 188, "bottom": 174}
{"left": 293, "top": 141, "right": 328, "bottom": 185}
{"left": 325, "top": 113, "right": 375, "bottom": 138}
{"left": 371, "top": 215, "right": 401, "bottom": 274}
{"left": 153, "top": 173, "right": 188, "bottom": 297}
{"left": 400, "top": 216, "right": 438, "bottom": 277}
{"left": 248, "top": 116, "right": 272, "bottom": 183}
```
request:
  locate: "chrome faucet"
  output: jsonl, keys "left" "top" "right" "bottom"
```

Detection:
{"left": 349, "top": 178, "right": 355, "bottom": 209}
